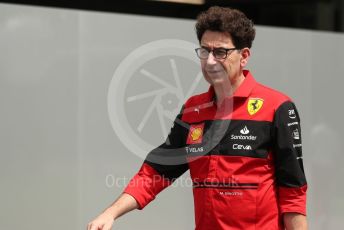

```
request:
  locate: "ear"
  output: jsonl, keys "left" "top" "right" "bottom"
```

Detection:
{"left": 240, "top": 48, "right": 251, "bottom": 68}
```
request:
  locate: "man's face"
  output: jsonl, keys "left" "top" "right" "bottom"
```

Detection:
{"left": 200, "top": 30, "right": 243, "bottom": 87}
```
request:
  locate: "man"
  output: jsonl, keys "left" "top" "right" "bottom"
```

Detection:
{"left": 88, "top": 6, "right": 307, "bottom": 230}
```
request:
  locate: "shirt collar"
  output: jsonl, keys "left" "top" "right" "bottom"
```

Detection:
{"left": 206, "top": 70, "right": 256, "bottom": 101}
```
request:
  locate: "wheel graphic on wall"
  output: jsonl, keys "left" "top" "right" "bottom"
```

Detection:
{"left": 108, "top": 39, "right": 232, "bottom": 165}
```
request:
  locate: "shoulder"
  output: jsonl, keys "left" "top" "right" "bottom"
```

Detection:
{"left": 253, "top": 82, "right": 294, "bottom": 109}
{"left": 184, "top": 91, "right": 211, "bottom": 108}
{"left": 246, "top": 81, "right": 298, "bottom": 122}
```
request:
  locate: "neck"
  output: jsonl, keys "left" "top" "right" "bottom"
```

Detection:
{"left": 213, "top": 72, "right": 245, "bottom": 107}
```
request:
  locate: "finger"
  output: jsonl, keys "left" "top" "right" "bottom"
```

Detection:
{"left": 88, "top": 223, "right": 98, "bottom": 230}
{"left": 102, "top": 222, "right": 113, "bottom": 230}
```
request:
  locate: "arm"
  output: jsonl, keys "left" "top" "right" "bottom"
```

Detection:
{"left": 87, "top": 110, "right": 188, "bottom": 229}
{"left": 273, "top": 101, "right": 308, "bottom": 224}
{"left": 284, "top": 213, "right": 308, "bottom": 230}
{"left": 87, "top": 193, "right": 138, "bottom": 230}
{"left": 123, "top": 110, "right": 189, "bottom": 209}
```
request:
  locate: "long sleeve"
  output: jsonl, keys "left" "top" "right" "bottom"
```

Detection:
{"left": 123, "top": 110, "right": 189, "bottom": 209}
{"left": 272, "top": 101, "right": 307, "bottom": 215}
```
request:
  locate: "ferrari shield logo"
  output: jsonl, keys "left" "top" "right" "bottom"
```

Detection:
{"left": 247, "top": 98, "right": 264, "bottom": 115}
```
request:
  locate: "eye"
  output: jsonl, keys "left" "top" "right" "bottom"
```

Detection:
{"left": 200, "top": 48, "right": 209, "bottom": 55}
{"left": 213, "top": 49, "right": 227, "bottom": 57}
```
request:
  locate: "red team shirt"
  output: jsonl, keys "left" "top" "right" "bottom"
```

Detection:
{"left": 124, "top": 70, "right": 307, "bottom": 230}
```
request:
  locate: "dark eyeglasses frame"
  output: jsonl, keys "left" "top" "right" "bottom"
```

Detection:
{"left": 195, "top": 47, "right": 239, "bottom": 60}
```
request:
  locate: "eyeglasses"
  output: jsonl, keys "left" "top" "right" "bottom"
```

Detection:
{"left": 195, "top": 47, "right": 238, "bottom": 60}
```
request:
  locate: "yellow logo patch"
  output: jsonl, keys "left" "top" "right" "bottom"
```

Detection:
{"left": 186, "top": 123, "right": 204, "bottom": 144}
{"left": 247, "top": 98, "right": 264, "bottom": 115}
{"left": 191, "top": 128, "right": 203, "bottom": 141}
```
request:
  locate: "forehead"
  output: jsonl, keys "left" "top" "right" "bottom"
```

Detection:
{"left": 200, "top": 30, "right": 234, "bottom": 47}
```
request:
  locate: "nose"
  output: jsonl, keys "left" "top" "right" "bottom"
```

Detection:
{"left": 206, "top": 51, "right": 217, "bottom": 65}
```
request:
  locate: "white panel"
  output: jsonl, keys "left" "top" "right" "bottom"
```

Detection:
{"left": 1, "top": 3, "right": 344, "bottom": 229}
{"left": 0, "top": 3, "right": 79, "bottom": 230}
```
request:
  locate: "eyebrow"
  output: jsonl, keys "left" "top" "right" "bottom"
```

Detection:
{"left": 200, "top": 45, "right": 229, "bottom": 50}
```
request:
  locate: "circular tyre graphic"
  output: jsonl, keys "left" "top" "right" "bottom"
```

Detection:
{"left": 108, "top": 39, "right": 231, "bottom": 165}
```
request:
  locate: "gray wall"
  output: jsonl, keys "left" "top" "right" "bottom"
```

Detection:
{"left": 0, "top": 3, "right": 343, "bottom": 229}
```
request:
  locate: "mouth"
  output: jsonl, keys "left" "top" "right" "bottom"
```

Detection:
{"left": 206, "top": 69, "right": 226, "bottom": 76}
{"left": 207, "top": 70, "right": 223, "bottom": 74}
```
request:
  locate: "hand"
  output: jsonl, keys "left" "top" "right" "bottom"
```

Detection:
{"left": 87, "top": 211, "right": 115, "bottom": 230}
{"left": 87, "top": 193, "right": 138, "bottom": 230}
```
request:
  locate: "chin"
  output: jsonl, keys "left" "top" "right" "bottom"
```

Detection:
{"left": 203, "top": 72, "right": 228, "bottom": 85}
{"left": 210, "top": 78, "right": 227, "bottom": 86}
